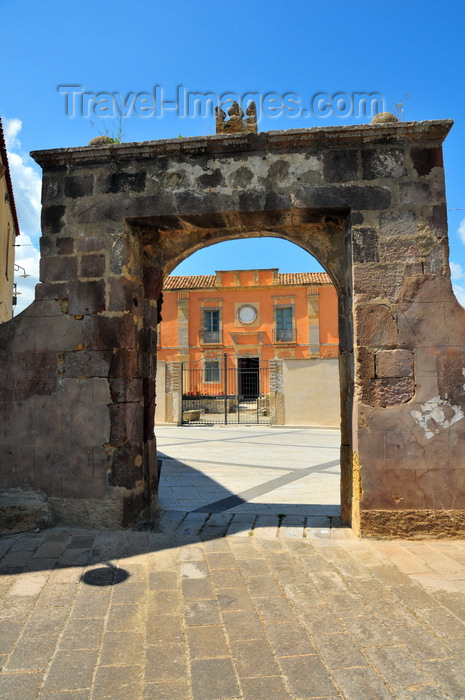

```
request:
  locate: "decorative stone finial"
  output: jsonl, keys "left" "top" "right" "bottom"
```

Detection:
{"left": 370, "top": 112, "right": 399, "bottom": 124}
{"left": 215, "top": 101, "right": 258, "bottom": 134}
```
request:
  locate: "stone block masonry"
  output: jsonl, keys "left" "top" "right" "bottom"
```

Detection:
{"left": 0, "top": 117, "right": 463, "bottom": 536}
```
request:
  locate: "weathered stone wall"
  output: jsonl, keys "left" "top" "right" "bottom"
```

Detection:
{"left": 0, "top": 118, "right": 462, "bottom": 536}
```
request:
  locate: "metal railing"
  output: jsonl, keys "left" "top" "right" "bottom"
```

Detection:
{"left": 201, "top": 330, "right": 221, "bottom": 344}
{"left": 181, "top": 354, "right": 271, "bottom": 425}
{"left": 274, "top": 327, "right": 296, "bottom": 342}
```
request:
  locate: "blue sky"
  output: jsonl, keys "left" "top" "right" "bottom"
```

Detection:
{"left": 2, "top": 0, "right": 465, "bottom": 312}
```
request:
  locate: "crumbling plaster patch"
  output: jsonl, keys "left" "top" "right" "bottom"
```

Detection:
{"left": 411, "top": 394, "right": 464, "bottom": 439}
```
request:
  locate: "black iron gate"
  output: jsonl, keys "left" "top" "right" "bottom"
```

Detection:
{"left": 181, "top": 354, "right": 270, "bottom": 424}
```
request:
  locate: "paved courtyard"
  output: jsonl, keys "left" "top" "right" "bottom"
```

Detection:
{"left": 157, "top": 425, "right": 341, "bottom": 521}
{"left": 0, "top": 426, "right": 465, "bottom": 698}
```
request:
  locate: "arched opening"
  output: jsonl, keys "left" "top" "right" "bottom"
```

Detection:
{"left": 153, "top": 236, "right": 344, "bottom": 526}
{"left": 130, "top": 209, "right": 354, "bottom": 525}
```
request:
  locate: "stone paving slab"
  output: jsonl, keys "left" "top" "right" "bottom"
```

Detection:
{"left": 156, "top": 425, "right": 341, "bottom": 517}
{"left": 1, "top": 519, "right": 465, "bottom": 699}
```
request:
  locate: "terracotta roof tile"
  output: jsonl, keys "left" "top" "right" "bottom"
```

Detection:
{"left": 163, "top": 271, "right": 332, "bottom": 290}
{"left": 278, "top": 272, "right": 331, "bottom": 285}
{"left": 163, "top": 275, "right": 216, "bottom": 290}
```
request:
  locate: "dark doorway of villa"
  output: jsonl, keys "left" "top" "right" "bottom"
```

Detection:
{"left": 238, "top": 357, "right": 260, "bottom": 399}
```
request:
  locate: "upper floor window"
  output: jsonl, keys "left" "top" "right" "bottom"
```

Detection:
{"left": 275, "top": 306, "right": 295, "bottom": 342}
{"left": 202, "top": 309, "right": 221, "bottom": 343}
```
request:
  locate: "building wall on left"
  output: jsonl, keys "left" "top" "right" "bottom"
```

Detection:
{"left": 0, "top": 119, "right": 19, "bottom": 322}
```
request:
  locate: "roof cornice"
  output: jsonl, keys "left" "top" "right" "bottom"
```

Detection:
{"left": 163, "top": 272, "right": 332, "bottom": 290}
{"left": 31, "top": 120, "right": 453, "bottom": 169}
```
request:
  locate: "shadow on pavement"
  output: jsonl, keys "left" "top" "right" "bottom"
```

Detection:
{"left": 0, "top": 454, "right": 343, "bottom": 580}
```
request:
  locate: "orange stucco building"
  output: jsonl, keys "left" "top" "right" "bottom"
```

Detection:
{"left": 157, "top": 268, "right": 338, "bottom": 397}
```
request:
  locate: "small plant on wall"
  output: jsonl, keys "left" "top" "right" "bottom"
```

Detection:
{"left": 88, "top": 114, "right": 126, "bottom": 145}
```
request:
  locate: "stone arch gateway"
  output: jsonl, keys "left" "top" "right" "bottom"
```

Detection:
{"left": 1, "top": 119, "right": 464, "bottom": 537}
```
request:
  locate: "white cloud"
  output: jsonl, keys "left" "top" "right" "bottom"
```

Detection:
{"left": 3, "top": 117, "right": 22, "bottom": 150}
{"left": 448, "top": 262, "right": 465, "bottom": 307}
{"left": 8, "top": 152, "right": 41, "bottom": 237}
{"left": 458, "top": 217, "right": 465, "bottom": 246}
{"left": 4, "top": 119, "right": 42, "bottom": 240}
{"left": 452, "top": 283, "right": 465, "bottom": 309}
{"left": 13, "top": 233, "right": 40, "bottom": 315}
{"left": 450, "top": 261, "right": 464, "bottom": 280}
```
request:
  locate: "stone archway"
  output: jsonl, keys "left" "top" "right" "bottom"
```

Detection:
{"left": 0, "top": 118, "right": 463, "bottom": 537}
{"left": 136, "top": 211, "right": 352, "bottom": 522}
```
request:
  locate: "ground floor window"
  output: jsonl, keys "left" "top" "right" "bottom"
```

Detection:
{"left": 204, "top": 359, "right": 220, "bottom": 382}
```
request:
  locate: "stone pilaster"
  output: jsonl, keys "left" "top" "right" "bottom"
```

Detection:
{"left": 177, "top": 294, "right": 189, "bottom": 361}
{"left": 307, "top": 289, "right": 320, "bottom": 356}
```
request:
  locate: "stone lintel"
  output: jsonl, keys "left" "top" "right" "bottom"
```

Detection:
{"left": 31, "top": 120, "right": 453, "bottom": 168}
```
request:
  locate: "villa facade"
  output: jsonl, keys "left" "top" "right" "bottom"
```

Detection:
{"left": 155, "top": 268, "right": 340, "bottom": 426}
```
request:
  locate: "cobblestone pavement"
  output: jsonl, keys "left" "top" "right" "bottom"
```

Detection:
{"left": 1, "top": 515, "right": 465, "bottom": 699}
